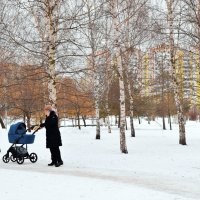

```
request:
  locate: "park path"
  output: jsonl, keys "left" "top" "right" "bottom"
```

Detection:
{"left": 0, "top": 162, "right": 199, "bottom": 200}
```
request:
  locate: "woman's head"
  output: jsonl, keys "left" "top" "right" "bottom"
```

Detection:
{"left": 44, "top": 105, "right": 53, "bottom": 116}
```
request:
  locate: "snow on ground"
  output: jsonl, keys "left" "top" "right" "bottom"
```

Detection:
{"left": 0, "top": 118, "right": 200, "bottom": 200}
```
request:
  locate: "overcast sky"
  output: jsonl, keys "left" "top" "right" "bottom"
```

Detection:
{"left": 150, "top": 0, "right": 166, "bottom": 8}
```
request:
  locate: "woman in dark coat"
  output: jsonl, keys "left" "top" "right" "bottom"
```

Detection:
{"left": 40, "top": 105, "right": 63, "bottom": 167}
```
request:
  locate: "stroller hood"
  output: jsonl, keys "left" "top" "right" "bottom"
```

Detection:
{"left": 8, "top": 122, "right": 26, "bottom": 135}
{"left": 8, "top": 122, "right": 35, "bottom": 144}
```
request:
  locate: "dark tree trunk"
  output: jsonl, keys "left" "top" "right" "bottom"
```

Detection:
{"left": 162, "top": 116, "right": 166, "bottom": 130}
{"left": 0, "top": 116, "right": 6, "bottom": 129}
{"left": 118, "top": 114, "right": 120, "bottom": 128}
{"left": 168, "top": 112, "right": 172, "bottom": 130}
{"left": 115, "top": 115, "right": 118, "bottom": 125}
{"left": 77, "top": 113, "right": 81, "bottom": 130}
{"left": 138, "top": 116, "right": 141, "bottom": 124}
{"left": 148, "top": 116, "right": 150, "bottom": 124}
{"left": 82, "top": 116, "right": 86, "bottom": 127}
{"left": 130, "top": 116, "right": 135, "bottom": 137}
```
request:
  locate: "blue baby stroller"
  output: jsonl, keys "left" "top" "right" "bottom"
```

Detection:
{"left": 2, "top": 122, "right": 40, "bottom": 164}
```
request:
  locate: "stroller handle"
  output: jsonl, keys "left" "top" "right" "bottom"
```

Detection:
{"left": 32, "top": 127, "right": 41, "bottom": 135}
{"left": 26, "top": 125, "right": 41, "bottom": 135}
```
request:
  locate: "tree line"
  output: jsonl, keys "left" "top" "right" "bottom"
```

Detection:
{"left": 0, "top": 0, "right": 200, "bottom": 153}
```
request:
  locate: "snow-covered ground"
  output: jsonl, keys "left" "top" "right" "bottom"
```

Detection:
{"left": 0, "top": 118, "right": 200, "bottom": 200}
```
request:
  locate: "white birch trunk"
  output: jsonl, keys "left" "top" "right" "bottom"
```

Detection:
{"left": 86, "top": 1, "right": 101, "bottom": 139}
{"left": 110, "top": 0, "right": 128, "bottom": 153}
{"left": 106, "top": 90, "right": 111, "bottom": 133}
{"left": 127, "top": 81, "right": 135, "bottom": 137}
{"left": 105, "top": 58, "right": 111, "bottom": 133}
{"left": 166, "top": 0, "right": 186, "bottom": 145}
{"left": 45, "top": 1, "right": 57, "bottom": 109}
{"left": 95, "top": 81, "right": 101, "bottom": 139}
{"left": 123, "top": 49, "right": 135, "bottom": 137}
{"left": 123, "top": 4, "right": 135, "bottom": 137}
{"left": 105, "top": 15, "right": 111, "bottom": 134}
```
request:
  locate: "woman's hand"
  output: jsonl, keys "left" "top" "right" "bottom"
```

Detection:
{"left": 40, "top": 123, "right": 45, "bottom": 128}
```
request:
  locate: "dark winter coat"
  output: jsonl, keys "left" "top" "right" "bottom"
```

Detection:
{"left": 40, "top": 111, "right": 62, "bottom": 148}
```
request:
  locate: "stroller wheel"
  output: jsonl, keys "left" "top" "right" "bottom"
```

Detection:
{"left": 10, "top": 155, "right": 17, "bottom": 162}
{"left": 16, "top": 157, "right": 24, "bottom": 164}
{"left": 29, "top": 153, "right": 38, "bottom": 163}
{"left": 2, "top": 155, "right": 10, "bottom": 163}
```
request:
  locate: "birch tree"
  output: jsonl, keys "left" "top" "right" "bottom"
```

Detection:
{"left": 121, "top": 0, "right": 149, "bottom": 137}
{"left": 78, "top": 0, "right": 106, "bottom": 139}
{"left": 2, "top": 0, "right": 84, "bottom": 110}
{"left": 103, "top": 12, "right": 112, "bottom": 134}
{"left": 109, "top": 0, "right": 128, "bottom": 153}
{"left": 181, "top": 0, "right": 200, "bottom": 108}
{"left": 166, "top": 0, "right": 186, "bottom": 145}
